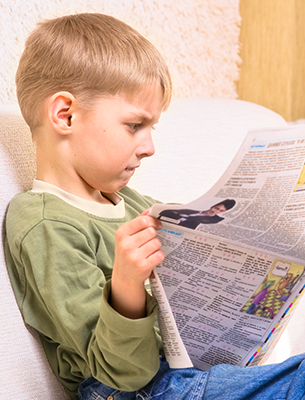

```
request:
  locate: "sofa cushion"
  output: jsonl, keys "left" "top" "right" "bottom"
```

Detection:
{"left": 0, "top": 105, "right": 70, "bottom": 399}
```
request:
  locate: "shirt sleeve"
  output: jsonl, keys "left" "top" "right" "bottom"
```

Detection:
{"left": 15, "top": 219, "right": 160, "bottom": 393}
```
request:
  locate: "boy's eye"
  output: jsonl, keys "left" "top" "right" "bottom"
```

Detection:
{"left": 127, "top": 123, "right": 157, "bottom": 132}
{"left": 129, "top": 123, "right": 141, "bottom": 131}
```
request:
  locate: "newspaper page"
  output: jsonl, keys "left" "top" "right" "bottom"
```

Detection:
{"left": 149, "top": 125, "right": 305, "bottom": 370}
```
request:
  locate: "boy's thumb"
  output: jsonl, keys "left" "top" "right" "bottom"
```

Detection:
{"left": 140, "top": 208, "right": 151, "bottom": 216}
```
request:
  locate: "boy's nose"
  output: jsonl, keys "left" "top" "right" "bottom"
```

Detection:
{"left": 138, "top": 132, "right": 155, "bottom": 158}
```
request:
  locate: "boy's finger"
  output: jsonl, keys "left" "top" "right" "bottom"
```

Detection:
{"left": 138, "top": 237, "right": 164, "bottom": 261}
{"left": 117, "top": 224, "right": 161, "bottom": 257}
{"left": 142, "top": 249, "right": 165, "bottom": 271}
{"left": 137, "top": 215, "right": 162, "bottom": 231}
{"left": 140, "top": 208, "right": 151, "bottom": 216}
{"left": 119, "top": 215, "right": 161, "bottom": 236}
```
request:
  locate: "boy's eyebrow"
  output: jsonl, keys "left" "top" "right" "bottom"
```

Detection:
{"left": 127, "top": 111, "right": 157, "bottom": 122}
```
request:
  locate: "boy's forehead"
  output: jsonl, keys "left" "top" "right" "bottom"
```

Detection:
{"left": 125, "top": 81, "right": 163, "bottom": 98}
{"left": 119, "top": 84, "right": 164, "bottom": 116}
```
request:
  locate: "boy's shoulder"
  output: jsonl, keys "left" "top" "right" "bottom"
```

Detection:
{"left": 8, "top": 189, "right": 82, "bottom": 219}
{"left": 6, "top": 186, "right": 159, "bottom": 233}
{"left": 119, "top": 186, "right": 160, "bottom": 208}
{"left": 6, "top": 186, "right": 160, "bottom": 233}
{"left": 6, "top": 190, "right": 85, "bottom": 240}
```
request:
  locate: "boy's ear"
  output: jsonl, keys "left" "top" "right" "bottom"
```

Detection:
{"left": 48, "top": 92, "right": 77, "bottom": 135}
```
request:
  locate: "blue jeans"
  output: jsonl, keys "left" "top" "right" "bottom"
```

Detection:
{"left": 78, "top": 354, "right": 305, "bottom": 400}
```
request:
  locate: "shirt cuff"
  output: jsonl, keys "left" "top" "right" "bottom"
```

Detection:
{"left": 100, "top": 280, "right": 159, "bottom": 336}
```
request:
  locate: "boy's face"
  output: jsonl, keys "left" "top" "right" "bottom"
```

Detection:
{"left": 70, "top": 83, "right": 163, "bottom": 196}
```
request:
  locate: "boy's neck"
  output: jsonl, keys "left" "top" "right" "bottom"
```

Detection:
{"left": 32, "top": 179, "right": 124, "bottom": 218}
{"left": 35, "top": 169, "right": 117, "bottom": 205}
{"left": 35, "top": 174, "right": 119, "bottom": 206}
{"left": 35, "top": 136, "right": 117, "bottom": 205}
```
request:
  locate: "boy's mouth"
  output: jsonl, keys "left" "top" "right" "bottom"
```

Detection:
{"left": 125, "top": 164, "right": 140, "bottom": 173}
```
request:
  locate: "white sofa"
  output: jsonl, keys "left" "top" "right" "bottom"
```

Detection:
{"left": 1, "top": 98, "right": 305, "bottom": 398}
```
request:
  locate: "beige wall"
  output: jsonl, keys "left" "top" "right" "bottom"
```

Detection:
{"left": 237, "top": 0, "right": 305, "bottom": 121}
{"left": 0, "top": 0, "right": 241, "bottom": 106}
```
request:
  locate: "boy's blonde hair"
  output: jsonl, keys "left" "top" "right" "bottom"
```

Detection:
{"left": 16, "top": 13, "right": 172, "bottom": 132}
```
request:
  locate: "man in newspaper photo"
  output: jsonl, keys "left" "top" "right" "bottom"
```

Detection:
{"left": 158, "top": 199, "right": 236, "bottom": 229}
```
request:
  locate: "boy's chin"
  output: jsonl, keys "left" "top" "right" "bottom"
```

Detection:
{"left": 107, "top": 181, "right": 130, "bottom": 194}
{"left": 101, "top": 174, "right": 134, "bottom": 194}
{"left": 118, "top": 181, "right": 130, "bottom": 191}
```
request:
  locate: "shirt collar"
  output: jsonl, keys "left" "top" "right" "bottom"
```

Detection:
{"left": 31, "top": 179, "right": 125, "bottom": 219}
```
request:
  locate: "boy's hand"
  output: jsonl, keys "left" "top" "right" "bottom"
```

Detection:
{"left": 110, "top": 211, "right": 164, "bottom": 319}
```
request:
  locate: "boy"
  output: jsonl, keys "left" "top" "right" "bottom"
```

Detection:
{"left": 5, "top": 12, "right": 305, "bottom": 400}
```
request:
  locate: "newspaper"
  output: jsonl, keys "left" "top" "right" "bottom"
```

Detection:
{"left": 149, "top": 125, "right": 305, "bottom": 370}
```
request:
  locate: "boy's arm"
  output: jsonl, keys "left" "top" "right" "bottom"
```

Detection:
{"left": 89, "top": 279, "right": 161, "bottom": 391}
{"left": 111, "top": 213, "right": 164, "bottom": 319}
{"left": 88, "top": 212, "right": 165, "bottom": 390}
{"left": 6, "top": 212, "right": 163, "bottom": 394}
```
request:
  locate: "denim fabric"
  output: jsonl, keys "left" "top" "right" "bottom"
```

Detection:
{"left": 78, "top": 354, "right": 305, "bottom": 400}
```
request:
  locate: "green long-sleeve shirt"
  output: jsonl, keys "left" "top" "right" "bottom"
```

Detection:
{"left": 5, "top": 182, "right": 163, "bottom": 399}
